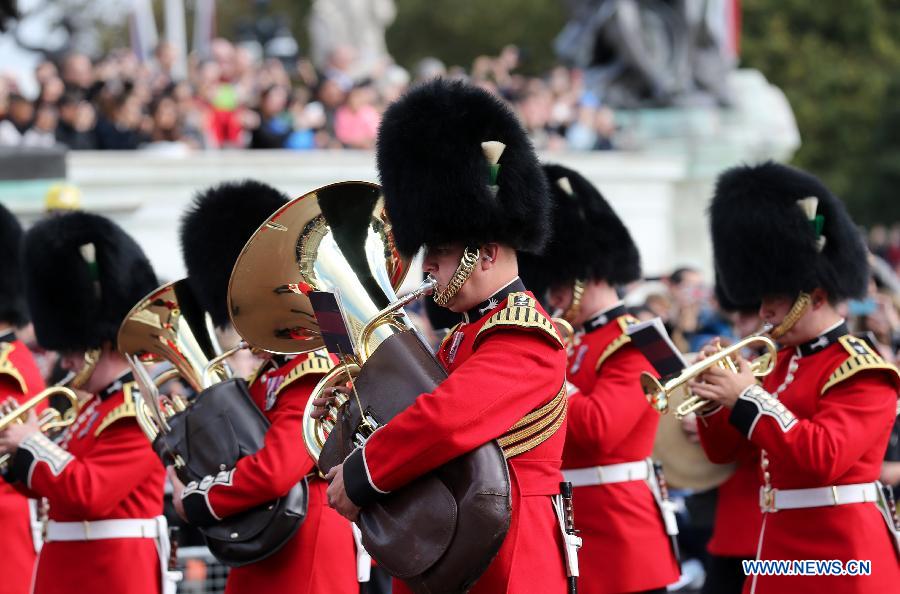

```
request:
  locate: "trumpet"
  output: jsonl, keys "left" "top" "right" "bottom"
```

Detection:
{"left": 643, "top": 335, "right": 778, "bottom": 419}
{"left": 0, "top": 386, "right": 81, "bottom": 469}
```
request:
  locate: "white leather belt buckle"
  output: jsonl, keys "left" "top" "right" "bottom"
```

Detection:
{"left": 563, "top": 459, "right": 650, "bottom": 487}
{"left": 46, "top": 518, "right": 160, "bottom": 542}
{"left": 760, "top": 482, "right": 880, "bottom": 512}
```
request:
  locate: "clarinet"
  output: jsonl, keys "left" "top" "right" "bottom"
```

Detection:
{"left": 560, "top": 481, "right": 578, "bottom": 594}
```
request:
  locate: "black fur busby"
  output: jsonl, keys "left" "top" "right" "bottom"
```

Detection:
{"left": 0, "top": 203, "right": 28, "bottom": 326}
{"left": 518, "top": 164, "right": 641, "bottom": 298}
{"left": 713, "top": 274, "right": 758, "bottom": 314}
{"left": 180, "top": 180, "right": 289, "bottom": 327}
{"left": 376, "top": 79, "right": 550, "bottom": 257}
{"left": 23, "top": 212, "right": 158, "bottom": 352}
{"left": 710, "top": 161, "right": 868, "bottom": 305}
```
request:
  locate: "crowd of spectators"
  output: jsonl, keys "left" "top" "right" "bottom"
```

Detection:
{"left": 0, "top": 40, "right": 617, "bottom": 154}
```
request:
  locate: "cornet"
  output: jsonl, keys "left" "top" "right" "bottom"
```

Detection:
{"left": 0, "top": 386, "right": 81, "bottom": 469}
{"left": 643, "top": 335, "right": 778, "bottom": 419}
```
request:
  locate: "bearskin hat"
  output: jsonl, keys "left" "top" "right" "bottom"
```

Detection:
{"left": 713, "top": 273, "right": 759, "bottom": 314}
{"left": 23, "top": 212, "right": 158, "bottom": 352}
{"left": 0, "top": 203, "right": 28, "bottom": 326}
{"left": 518, "top": 164, "right": 641, "bottom": 298}
{"left": 710, "top": 161, "right": 868, "bottom": 305}
{"left": 376, "top": 78, "right": 550, "bottom": 257}
{"left": 180, "top": 180, "right": 289, "bottom": 328}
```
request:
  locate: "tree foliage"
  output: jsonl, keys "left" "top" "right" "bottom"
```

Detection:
{"left": 740, "top": 0, "right": 900, "bottom": 224}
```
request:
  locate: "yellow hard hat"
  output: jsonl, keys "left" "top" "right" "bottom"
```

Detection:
{"left": 45, "top": 184, "right": 82, "bottom": 211}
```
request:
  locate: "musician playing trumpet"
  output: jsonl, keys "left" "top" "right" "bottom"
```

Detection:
{"left": 0, "top": 212, "right": 167, "bottom": 594}
{"left": 689, "top": 162, "right": 900, "bottom": 594}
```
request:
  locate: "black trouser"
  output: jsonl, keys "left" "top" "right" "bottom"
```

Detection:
{"left": 702, "top": 555, "right": 749, "bottom": 594}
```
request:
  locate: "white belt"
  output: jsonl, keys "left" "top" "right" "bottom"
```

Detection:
{"left": 46, "top": 518, "right": 161, "bottom": 542}
{"left": 760, "top": 482, "right": 880, "bottom": 512}
{"left": 563, "top": 459, "right": 650, "bottom": 487}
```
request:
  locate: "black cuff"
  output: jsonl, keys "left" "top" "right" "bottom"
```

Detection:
{"left": 343, "top": 447, "right": 385, "bottom": 508}
{"left": 182, "top": 491, "right": 219, "bottom": 527}
{"left": 729, "top": 398, "right": 758, "bottom": 438}
{"left": 4, "top": 448, "right": 35, "bottom": 486}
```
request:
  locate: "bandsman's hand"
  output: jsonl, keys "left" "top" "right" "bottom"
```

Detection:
{"left": 688, "top": 355, "right": 755, "bottom": 409}
{"left": 167, "top": 466, "right": 188, "bottom": 522}
{"left": 325, "top": 463, "right": 360, "bottom": 522}
{"left": 680, "top": 413, "right": 700, "bottom": 444}
{"left": 0, "top": 410, "right": 40, "bottom": 455}
{"left": 310, "top": 385, "right": 350, "bottom": 419}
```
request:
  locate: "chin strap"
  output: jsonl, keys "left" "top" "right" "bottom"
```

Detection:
{"left": 768, "top": 292, "right": 812, "bottom": 340}
{"left": 559, "top": 279, "right": 585, "bottom": 325}
{"left": 433, "top": 247, "right": 480, "bottom": 308}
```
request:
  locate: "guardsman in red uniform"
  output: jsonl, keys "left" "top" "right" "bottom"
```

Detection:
{"left": 0, "top": 212, "right": 168, "bottom": 594}
{"left": 690, "top": 162, "right": 900, "bottom": 594}
{"left": 518, "top": 164, "right": 681, "bottom": 594}
{"left": 0, "top": 203, "right": 46, "bottom": 594}
{"left": 171, "top": 181, "right": 359, "bottom": 594}
{"left": 324, "top": 79, "right": 571, "bottom": 593}
{"left": 695, "top": 287, "right": 764, "bottom": 594}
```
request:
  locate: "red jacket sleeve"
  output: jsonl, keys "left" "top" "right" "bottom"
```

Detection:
{"left": 697, "top": 404, "right": 753, "bottom": 464}
{"left": 344, "top": 330, "right": 565, "bottom": 504}
{"left": 188, "top": 376, "right": 317, "bottom": 522}
{"left": 730, "top": 371, "right": 897, "bottom": 485}
{"left": 565, "top": 347, "right": 654, "bottom": 455}
{"left": 11, "top": 420, "right": 161, "bottom": 518}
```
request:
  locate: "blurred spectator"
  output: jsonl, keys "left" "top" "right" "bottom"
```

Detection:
{"left": 250, "top": 85, "right": 293, "bottom": 149}
{"left": 55, "top": 91, "right": 97, "bottom": 150}
{"left": 95, "top": 92, "right": 149, "bottom": 150}
{"left": 334, "top": 81, "right": 380, "bottom": 149}
{"left": 21, "top": 104, "right": 59, "bottom": 148}
{"left": 0, "top": 94, "right": 33, "bottom": 146}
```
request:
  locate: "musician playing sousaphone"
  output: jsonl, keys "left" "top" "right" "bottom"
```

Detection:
{"left": 690, "top": 162, "right": 900, "bottom": 593}
{"left": 321, "top": 79, "right": 573, "bottom": 593}
{"left": 0, "top": 212, "right": 170, "bottom": 594}
{"left": 517, "top": 164, "right": 681, "bottom": 594}
{"left": 171, "top": 181, "right": 359, "bottom": 594}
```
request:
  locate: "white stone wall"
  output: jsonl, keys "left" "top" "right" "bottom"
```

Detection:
{"left": 35, "top": 150, "right": 693, "bottom": 283}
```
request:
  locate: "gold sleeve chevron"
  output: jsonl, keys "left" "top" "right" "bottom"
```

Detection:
{"left": 821, "top": 335, "right": 900, "bottom": 394}
{"left": 595, "top": 316, "right": 638, "bottom": 371}
{"left": 94, "top": 383, "right": 139, "bottom": 436}
{"left": 274, "top": 352, "right": 335, "bottom": 398}
{"left": 0, "top": 342, "right": 28, "bottom": 394}
{"left": 474, "top": 292, "right": 563, "bottom": 349}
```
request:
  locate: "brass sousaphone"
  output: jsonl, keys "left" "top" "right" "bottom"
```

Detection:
{"left": 228, "top": 181, "right": 512, "bottom": 594}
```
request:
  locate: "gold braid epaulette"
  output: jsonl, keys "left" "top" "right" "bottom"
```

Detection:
{"left": 0, "top": 341, "right": 28, "bottom": 394}
{"left": 474, "top": 293, "right": 563, "bottom": 349}
{"left": 821, "top": 335, "right": 900, "bottom": 395}
{"left": 595, "top": 315, "right": 638, "bottom": 371}
{"left": 498, "top": 383, "right": 568, "bottom": 459}
{"left": 274, "top": 352, "right": 335, "bottom": 398}
{"left": 94, "top": 383, "right": 139, "bottom": 436}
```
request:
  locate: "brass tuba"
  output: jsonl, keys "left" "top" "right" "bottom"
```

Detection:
{"left": 643, "top": 335, "right": 778, "bottom": 420}
{"left": 117, "top": 279, "right": 233, "bottom": 445}
{"left": 227, "top": 181, "right": 414, "bottom": 462}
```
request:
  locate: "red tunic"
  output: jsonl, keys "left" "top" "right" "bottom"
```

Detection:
{"left": 705, "top": 334, "right": 900, "bottom": 594}
{"left": 181, "top": 352, "right": 357, "bottom": 594}
{"left": 564, "top": 312, "right": 681, "bottom": 593}
{"left": 343, "top": 288, "right": 570, "bottom": 594}
{"left": 0, "top": 336, "right": 46, "bottom": 594}
{"left": 6, "top": 374, "right": 165, "bottom": 594}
